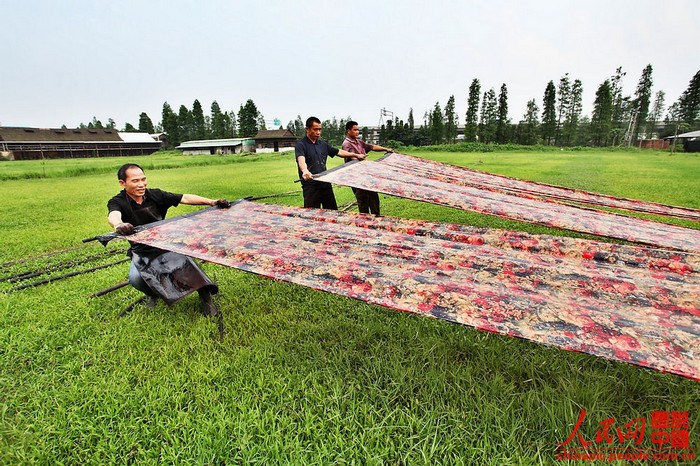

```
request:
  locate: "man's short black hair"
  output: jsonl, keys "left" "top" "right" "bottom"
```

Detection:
{"left": 305, "top": 116, "right": 321, "bottom": 128}
{"left": 345, "top": 120, "right": 358, "bottom": 132}
{"left": 117, "top": 163, "right": 143, "bottom": 181}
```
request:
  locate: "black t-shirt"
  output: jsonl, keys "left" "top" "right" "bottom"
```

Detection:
{"left": 107, "top": 188, "right": 183, "bottom": 254}
{"left": 294, "top": 136, "right": 340, "bottom": 187}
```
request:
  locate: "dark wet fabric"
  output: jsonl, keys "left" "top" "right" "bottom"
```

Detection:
{"left": 132, "top": 250, "right": 217, "bottom": 305}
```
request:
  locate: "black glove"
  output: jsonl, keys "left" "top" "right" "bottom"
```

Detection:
{"left": 115, "top": 222, "right": 135, "bottom": 235}
{"left": 213, "top": 199, "right": 231, "bottom": 208}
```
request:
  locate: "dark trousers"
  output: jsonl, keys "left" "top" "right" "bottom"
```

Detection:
{"left": 353, "top": 188, "right": 380, "bottom": 215}
{"left": 303, "top": 183, "right": 338, "bottom": 210}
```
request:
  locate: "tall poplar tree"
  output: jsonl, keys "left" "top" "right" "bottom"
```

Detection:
{"left": 429, "top": 102, "right": 444, "bottom": 145}
{"left": 633, "top": 65, "right": 654, "bottom": 138}
{"left": 591, "top": 80, "right": 613, "bottom": 146}
{"left": 161, "top": 102, "right": 179, "bottom": 148}
{"left": 496, "top": 84, "right": 509, "bottom": 143}
{"left": 555, "top": 73, "right": 571, "bottom": 145}
{"left": 518, "top": 99, "right": 539, "bottom": 145}
{"left": 562, "top": 79, "right": 583, "bottom": 146}
{"left": 191, "top": 99, "right": 206, "bottom": 140}
{"left": 647, "top": 90, "right": 665, "bottom": 138}
{"left": 464, "top": 78, "right": 481, "bottom": 142}
{"left": 541, "top": 81, "right": 557, "bottom": 145}
{"left": 678, "top": 70, "right": 700, "bottom": 128}
{"left": 478, "top": 89, "right": 498, "bottom": 144}
{"left": 610, "top": 67, "right": 627, "bottom": 145}
{"left": 178, "top": 105, "right": 192, "bottom": 143}
{"left": 138, "top": 112, "right": 155, "bottom": 134}
{"left": 237, "top": 99, "right": 261, "bottom": 137}
{"left": 210, "top": 101, "right": 227, "bottom": 139}
{"left": 444, "top": 95, "right": 458, "bottom": 144}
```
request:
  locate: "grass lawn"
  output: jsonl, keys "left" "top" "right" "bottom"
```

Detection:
{"left": 1, "top": 148, "right": 698, "bottom": 464}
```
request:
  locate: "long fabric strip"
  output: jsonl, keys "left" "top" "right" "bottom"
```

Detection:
{"left": 126, "top": 201, "right": 700, "bottom": 381}
{"left": 379, "top": 153, "right": 700, "bottom": 221}
{"left": 314, "top": 156, "right": 700, "bottom": 252}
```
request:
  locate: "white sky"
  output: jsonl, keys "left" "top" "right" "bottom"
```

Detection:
{"left": 1, "top": 0, "right": 698, "bottom": 130}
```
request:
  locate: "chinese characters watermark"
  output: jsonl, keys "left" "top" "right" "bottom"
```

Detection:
{"left": 557, "top": 409, "right": 695, "bottom": 462}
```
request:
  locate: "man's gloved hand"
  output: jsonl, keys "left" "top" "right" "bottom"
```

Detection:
{"left": 213, "top": 199, "right": 231, "bottom": 208}
{"left": 115, "top": 222, "right": 135, "bottom": 235}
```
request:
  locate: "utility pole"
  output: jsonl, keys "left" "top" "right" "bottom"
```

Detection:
{"left": 378, "top": 108, "right": 394, "bottom": 144}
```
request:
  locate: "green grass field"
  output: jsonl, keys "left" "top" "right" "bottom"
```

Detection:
{"left": 1, "top": 149, "right": 698, "bottom": 465}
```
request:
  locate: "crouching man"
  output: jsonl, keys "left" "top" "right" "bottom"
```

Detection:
{"left": 107, "top": 163, "right": 230, "bottom": 316}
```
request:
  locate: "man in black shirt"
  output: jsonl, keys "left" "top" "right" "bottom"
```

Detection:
{"left": 107, "top": 163, "right": 230, "bottom": 316}
{"left": 295, "top": 116, "right": 363, "bottom": 209}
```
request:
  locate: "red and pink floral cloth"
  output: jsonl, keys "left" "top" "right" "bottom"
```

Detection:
{"left": 127, "top": 201, "right": 700, "bottom": 381}
{"left": 315, "top": 153, "right": 700, "bottom": 252}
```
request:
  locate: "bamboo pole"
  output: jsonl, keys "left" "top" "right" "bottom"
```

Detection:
{"left": 8, "top": 259, "right": 129, "bottom": 292}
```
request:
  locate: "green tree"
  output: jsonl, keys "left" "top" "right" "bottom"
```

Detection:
{"left": 590, "top": 80, "right": 613, "bottom": 146}
{"left": 123, "top": 122, "right": 137, "bottom": 132}
{"left": 428, "top": 102, "right": 444, "bottom": 144}
{"left": 555, "top": 73, "right": 571, "bottom": 145}
{"left": 562, "top": 79, "right": 583, "bottom": 146}
{"left": 444, "top": 95, "right": 458, "bottom": 144}
{"left": 541, "top": 81, "right": 557, "bottom": 145}
{"left": 633, "top": 64, "right": 653, "bottom": 138}
{"left": 407, "top": 108, "right": 415, "bottom": 131}
{"left": 226, "top": 111, "right": 236, "bottom": 138}
{"left": 647, "top": 90, "right": 665, "bottom": 138}
{"left": 517, "top": 99, "right": 539, "bottom": 145}
{"left": 191, "top": 100, "right": 206, "bottom": 140}
{"left": 464, "top": 78, "right": 480, "bottom": 142}
{"left": 210, "top": 101, "right": 228, "bottom": 139}
{"left": 478, "top": 89, "right": 497, "bottom": 144}
{"left": 161, "top": 102, "right": 179, "bottom": 148}
{"left": 610, "top": 66, "right": 627, "bottom": 145}
{"left": 322, "top": 117, "right": 345, "bottom": 146}
{"left": 496, "top": 84, "right": 509, "bottom": 143}
{"left": 106, "top": 118, "right": 117, "bottom": 129}
{"left": 178, "top": 105, "right": 192, "bottom": 143}
{"left": 88, "top": 117, "right": 104, "bottom": 129}
{"left": 238, "top": 99, "right": 262, "bottom": 137}
{"left": 677, "top": 70, "right": 700, "bottom": 129}
{"left": 138, "top": 112, "right": 155, "bottom": 134}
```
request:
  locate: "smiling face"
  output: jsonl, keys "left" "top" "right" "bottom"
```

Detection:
{"left": 119, "top": 166, "right": 147, "bottom": 201}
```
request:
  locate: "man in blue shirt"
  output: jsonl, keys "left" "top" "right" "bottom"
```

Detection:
{"left": 295, "top": 116, "right": 362, "bottom": 209}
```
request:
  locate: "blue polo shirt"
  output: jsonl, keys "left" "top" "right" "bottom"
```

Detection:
{"left": 295, "top": 136, "right": 339, "bottom": 186}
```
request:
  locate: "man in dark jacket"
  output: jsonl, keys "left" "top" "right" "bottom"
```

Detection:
{"left": 295, "top": 116, "right": 362, "bottom": 209}
{"left": 107, "top": 163, "right": 230, "bottom": 316}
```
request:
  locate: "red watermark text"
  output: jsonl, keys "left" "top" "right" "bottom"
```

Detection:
{"left": 556, "top": 409, "right": 695, "bottom": 462}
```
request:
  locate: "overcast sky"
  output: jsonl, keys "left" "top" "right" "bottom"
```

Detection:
{"left": 2, "top": 0, "right": 698, "bottom": 130}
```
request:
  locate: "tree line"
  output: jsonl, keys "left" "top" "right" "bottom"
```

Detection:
{"left": 77, "top": 98, "right": 266, "bottom": 149}
{"left": 371, "top": 66, "right": 699, "bottom": 148}
{"left": 77, "top": 65, "right": 699, "bottom": 149}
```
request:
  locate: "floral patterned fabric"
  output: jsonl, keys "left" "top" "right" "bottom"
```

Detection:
{"left": 315, "top": 154, "right": 700, "bottom": 253}
{"left": 126, "top": 201, "right": 700, "bottom": 381}
{"left": 379, "top": 153, "right": 700, "bottom": 221}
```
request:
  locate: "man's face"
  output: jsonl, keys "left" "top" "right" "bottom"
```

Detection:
{"left": 306, "top": 122, "right": 322, "bottom": 142}
{"left": 347, "top": 125, "right": 360, "bottom": 139}
{"left": 119, "top": 167, "right": 147, "bottom": 199}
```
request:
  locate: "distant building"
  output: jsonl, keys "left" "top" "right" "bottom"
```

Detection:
{"left": 668, "top": 130, "right": 700, "bottom": 153}
{"left": 176, "top": 138, "right": 255, "bottom": 155}
{"left": 0, "top": 127, "right": 161, "bottom": 160}
{"left": 254, "top": 129, "right": 296, "bottom": 153}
